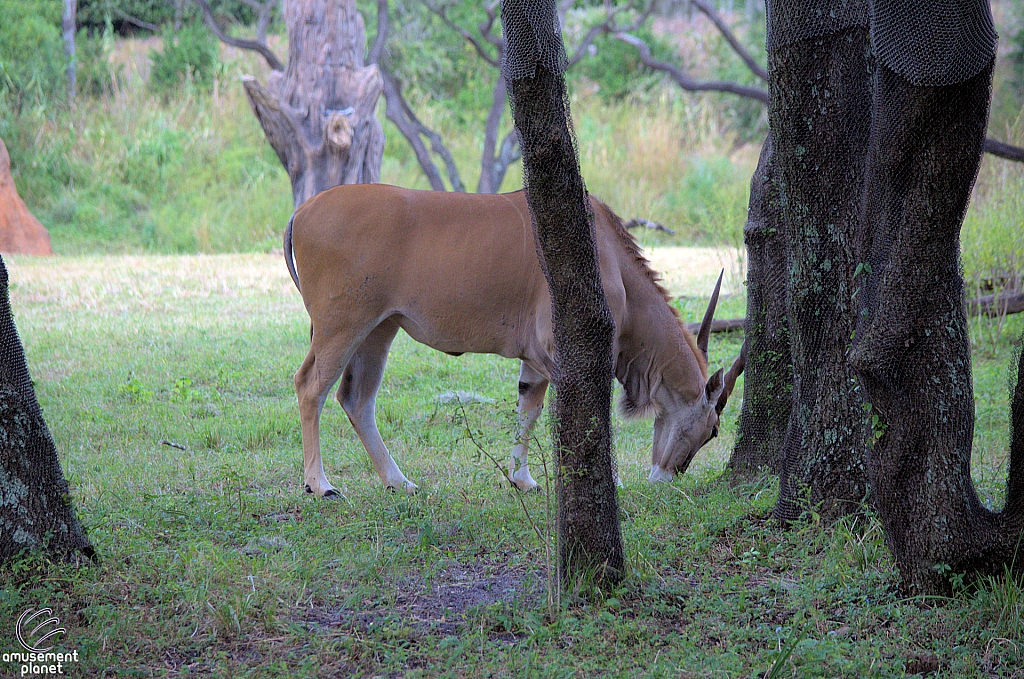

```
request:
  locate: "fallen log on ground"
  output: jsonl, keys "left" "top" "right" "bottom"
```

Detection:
{"left": 967, "top": 290, "right": 1024, "bottom": 317}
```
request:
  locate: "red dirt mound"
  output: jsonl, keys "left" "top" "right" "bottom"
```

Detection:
{"left": 0, "top": 137, "right": 52, "bottom": 256}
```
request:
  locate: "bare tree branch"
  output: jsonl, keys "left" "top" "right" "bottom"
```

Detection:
{"left": 615, "top": 13, "right": 1024, "bottom": 164}
{"left": 968, "top": 289, "right": 1024, "bottom": 317}
{"left": 387, "top": 71, "right": 466, "bottom": 192}
{"left": 368, "top": 0, "right": 388, "bottom": 66}
{"left": 428, "top": 3, "right": 500, "bottom": 67}
{"left": 691, "top": 0, "right": 767, "bottom": 81}
{"left": 983, "top": 138, "right": 1024, "bottom": 163}
{"left": 194, "top": 0, "right": 284, "bottom": 72}
{"left": 565, "top": 1, "right": 652, "bottom": 68}
{"left": 369, "top": 0, "right": 464, "bottom": 192}
{"left": 478, "top": 76, "right": 509, "bottom": 193}
{"left": 479, "top": 1, "right": 503, "bottom": 49}
{"left": 493, "top": 129, "right": 522, "bottom": 190}
{"left": 379, "top": 72, "right": 446, "bottom": 191}
{"left": 613, "top": 31, "right": 770, "bottom": 103}
{"left": 114, "top": 8, "right": 159, "bottom": 32}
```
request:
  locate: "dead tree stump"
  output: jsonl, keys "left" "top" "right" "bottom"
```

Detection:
{"left": 241, "top": 0, "right": 384, "bottom": 208}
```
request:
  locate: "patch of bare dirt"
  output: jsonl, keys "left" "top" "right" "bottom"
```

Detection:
{"left": 304, "top": 560, "right": 543, "bottom": 636}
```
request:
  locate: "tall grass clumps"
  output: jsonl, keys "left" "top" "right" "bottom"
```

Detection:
{"left": 3, "top": 41, "right": 293, "bottom": 254}
{"left": 963, "top": 115, "right": 1024, "bottom": 294}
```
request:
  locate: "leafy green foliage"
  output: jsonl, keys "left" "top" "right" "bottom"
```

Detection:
{"left": 571, "top": 27, "right": 676, "bottom": 101}
{"left": 78, "top": 0, "right": 273, "bottom": 34}
{"left": 76, "top": 25, "right": 123, "bottom": 97}
{"left": 1009, "top": 0, "right": 1024, "bottom": 99}
{"left": 0, "top": 0, "right": 66, "bottom": 114}
{"left": 149, "top": 24, "right": 219, "bottom": 96}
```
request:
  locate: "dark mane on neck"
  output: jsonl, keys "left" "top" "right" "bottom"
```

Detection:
{"left": 590, "top": 197, "right": 708, "bottom": 378}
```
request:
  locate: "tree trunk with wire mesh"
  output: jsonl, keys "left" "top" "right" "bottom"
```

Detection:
{"left": 729, "top": 136, "right": 789, "bottom": 480}
{"left": 850, "top": 59, "right": 1024, "bottom": 595}
{"left": 502, "top": 0, "right": 624, "bottom": 587}
{"left": 767, "top": 25, "right": 871, "bottom": 522}
{"left": 0, "top": 256, "right": 93, "bottom": 565}
{"left": 241, "top": 0, "right": 384, "bottom": 208}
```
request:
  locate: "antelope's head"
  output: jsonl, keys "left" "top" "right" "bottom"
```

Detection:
{"left": 648, "top": 271, "right": 746, "bottom": 483}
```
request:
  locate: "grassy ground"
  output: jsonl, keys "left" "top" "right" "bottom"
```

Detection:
{"left": 1, "top": 252, "right": 1021, "bottom": 678}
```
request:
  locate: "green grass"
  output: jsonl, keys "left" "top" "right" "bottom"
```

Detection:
{"left": 1, "top": 254, "right": 1021, "bottom": 677}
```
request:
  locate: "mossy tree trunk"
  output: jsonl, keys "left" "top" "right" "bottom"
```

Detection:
{"left": 1, "top": 256, "right": 92, "bottom": 565}
{"left": 501, "top": 0, "right": 624, "bottom": 587}
{"left": 850, "top": 59, "right": 1024, "bottom": 595}
{"left": 729, "top": 135, "right": 790, "bottom": 480}
{"left": 767, "top": 25, "right": 872, "bottom": 522}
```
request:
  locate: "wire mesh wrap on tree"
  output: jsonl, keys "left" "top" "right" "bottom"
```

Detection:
{"left": 729, "top": 136, "right": 790, "bottom": 480}
{"left": 870, "top": 0, "right": 997, "bottom": 87}
{"left": 500, "top": 0, "right": 567, "bottom": 79}
{"left": 851, "top": 59, "right": 1024, "bottom": 595}
{"left": 0, "top": 256, "right": 93, "bottom": 564}
{"left": 501, "top": 0, "right": 624, "bottom": 586}
{"left": 765, "top": 0, "right": 867, "bottom": 50}
{"left": 767, "top": 25, "right": 871, "bottom": 523}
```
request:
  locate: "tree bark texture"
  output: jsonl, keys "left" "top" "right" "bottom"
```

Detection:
{"left": 768, "top": 26, "right": 871, "bottom": 522}
{"left": 243, "top": 0, "right": 384, "bottom": 208}
{"left": 63, "top": 0, "right": 77, "bottom": 102}
{"left": 502, "top": 0, "right": 624, "bottom": 586}
{"left": 1, "top": 256, "right": 92, "bottom": 564}
{"left": 729, "top": 136, "right": 789, "bottom": 480}
{"left": 850, "top": 60, "right": 1024, "bottom": 595}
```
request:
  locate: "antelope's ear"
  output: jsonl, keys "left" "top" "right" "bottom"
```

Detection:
{"left": 705, "top": 368, "right": 725, "bottom": 405}
{"left": 715, "top": 341, "right": 747, "bottom": 415}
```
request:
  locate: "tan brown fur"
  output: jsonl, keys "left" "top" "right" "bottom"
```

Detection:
{"left": 285, "top": 184, "right": 729, "bottom": 494}
{"left": 591, "top": 199, "right": 708, "bottom": 380}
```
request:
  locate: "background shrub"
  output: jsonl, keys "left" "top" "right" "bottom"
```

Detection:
{"left": 0, "top": 0, "right": 66, "bottom": 114}
{"left": 149, "top": 24, "right": 219, "bottom": 96}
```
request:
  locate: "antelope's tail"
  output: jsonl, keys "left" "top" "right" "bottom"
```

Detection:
{"left": 284, "top": 213, "right": 300, "bottom": 293}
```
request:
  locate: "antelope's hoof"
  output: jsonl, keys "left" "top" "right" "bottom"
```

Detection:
{"left": 385, "top": 480, "right": 419, "bottom": 495}
{"left": 305, "top": 484, "right": 341, "bottom": 499}
{"left": 510, "top": 469, "right": 539, "bottom": 492}
{"left": 511, "top": 478, "right": 539, "bottom": 492}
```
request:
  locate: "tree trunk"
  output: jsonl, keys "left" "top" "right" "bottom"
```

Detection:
{"left": 501, "top": 0, "right": 624, "bottom": 587}
{"left": 850, "top": 56, "right": 1024, "bottom": 594}
{"left": 63, "top": 0, "right": 76, "bottom": 103}
{"left": 767, "top": 21, "right": 871, "bottom": 522}
{"left": 1, "top": 256, "right": 93, "bottom": 564}
{"left": 243, "top": 0, "right": 384, "bottom": 208}
{"left": 729, "top": 135, "right": 789, "bottom": 480}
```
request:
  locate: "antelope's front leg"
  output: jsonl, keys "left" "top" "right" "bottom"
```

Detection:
{"left": 510, "top": 363, "right": 548, "bottom": 492}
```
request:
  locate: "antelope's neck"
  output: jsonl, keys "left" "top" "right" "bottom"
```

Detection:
{"left": 615, "top": 267, "right": 705, "bottom": 402}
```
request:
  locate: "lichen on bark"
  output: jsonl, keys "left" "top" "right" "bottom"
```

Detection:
{"left": 0, "top": 256, "right": 92, "bottom": 565}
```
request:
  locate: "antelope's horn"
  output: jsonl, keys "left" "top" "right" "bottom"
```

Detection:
{"left": 696, "top": 269, "right": 723, "bottom": 360}
{"left": 716, "top": 339, "right": 747, "bottom": 415}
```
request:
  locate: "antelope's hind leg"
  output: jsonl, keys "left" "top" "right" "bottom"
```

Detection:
{"left": 336, "top": 319, "right": 417, "bottom": 493}
{"left": 510, "top": 362, "right": 548, "bottom": 492}
{"left": 294, "top": 330, "right": 361, "bottom": 499}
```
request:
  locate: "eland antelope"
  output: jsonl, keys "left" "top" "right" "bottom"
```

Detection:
{"left": 284, "top": 185, "right": 744, "bottom": 497}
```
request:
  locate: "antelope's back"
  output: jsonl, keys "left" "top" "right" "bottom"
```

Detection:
{"left": 289, "top": 186, "right": 552, "bottom": 349}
